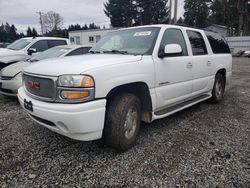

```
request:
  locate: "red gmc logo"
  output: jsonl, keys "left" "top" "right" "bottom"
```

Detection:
{"left": 27, "top": 81, "right": 40, "bottom": 90}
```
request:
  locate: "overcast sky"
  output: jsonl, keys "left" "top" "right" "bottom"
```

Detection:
{"left": 0, "top": 0, "right": 184, "bottom": 34}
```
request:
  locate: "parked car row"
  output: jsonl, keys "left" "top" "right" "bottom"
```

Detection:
{"left": 233, "top": 50, "right": 250, "bottom": 57}
{"left": 0, "top": 44, "right": 91, "bottom": 96}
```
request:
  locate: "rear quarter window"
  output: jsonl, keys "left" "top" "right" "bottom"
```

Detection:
{"left": 48, "top": 40, "right": 67, "bottom": 48}
{"left": 205, "top": 31, "right": 231, "bottom": 54}
{"left": 187, "top": 30, "right": 208, "bottom": 56}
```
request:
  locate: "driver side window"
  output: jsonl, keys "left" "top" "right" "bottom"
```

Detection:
{"left": 29, "top": 40, "right": 49, "bottom": 52}
{"left": 160, "top": 28, "right": 188, "bottom": 56}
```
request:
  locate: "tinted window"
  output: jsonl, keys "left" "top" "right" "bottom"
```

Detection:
{"left": 205, "top": 31, "right": 230, "bottom": 54}
{"left": 187, "top": 30, "right": 208, "bottom": 56}
{"left": 48, "top": 40, "right": 67, "bottom": 48}
{"left": 66, "top": 47, "right": 91, "bottom": 56}
{"left": 29, "top": 40, "right": 49, "bottom": 52}
{"left": 160, "top": 28, "right": 188, "bottom": 56}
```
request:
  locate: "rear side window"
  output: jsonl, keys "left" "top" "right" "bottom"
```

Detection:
{"left": 205, "top": 31, "right": 231, "bottom": 54}
{"left": 48, "top": 40, "right": 67, "bottom": 48}
{"left": 29, "top": 40, "right": 49, "bottom": 52}
{"left": 66, "top": 47, "right": 91, "bottom": 56}
{"left": 187, "top": 30, "right": 208, "bottom": 56}
{"left": 160, "top": 28, "right": 188, "bottom": 56}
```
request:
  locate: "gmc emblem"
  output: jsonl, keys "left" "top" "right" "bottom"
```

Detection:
{"left": 27, "top": 81, "right": 40, "bottom": 90}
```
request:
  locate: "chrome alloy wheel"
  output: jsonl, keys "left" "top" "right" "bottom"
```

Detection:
{"left": 215, "top": 78, "right": 223, "bottom": 98}
{"left": 124, "top": 106, "right": 138, "bottom": 139}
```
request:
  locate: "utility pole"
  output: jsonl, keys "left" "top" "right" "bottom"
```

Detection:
{"left": 174, "top": 0, "right": 178, "bottom": 24}
{"left": 169, "top": 0, "right": 172, "bottom": 24}
{"left": 36, "top": 11, "right": 44, "bottom": 35}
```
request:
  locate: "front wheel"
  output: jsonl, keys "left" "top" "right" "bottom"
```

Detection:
{"left": 104, "top": 93, "right": 141, "bottom": 151}
{"left": 210, "top": 73, "right": 225, "bottom": 103}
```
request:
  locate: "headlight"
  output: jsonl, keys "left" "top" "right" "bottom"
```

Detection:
{"left": 57, "top": 75, "right": 95, "bottom": 102}
{"left": 13, "top": 72, "right": 22, "bottom": 80}
{"left": 58, "top": 75, "right": 94, "bottom": 88}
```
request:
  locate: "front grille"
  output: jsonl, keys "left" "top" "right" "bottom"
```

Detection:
{"left": 0, "top": 76, "right": 13, "bottom": 80}
{"left": 0, "top": 62, "right": 7, "bottom": 70}
{"left": 0, "top": 87, "right": 14, "bottom": 94}
{"left": 23, "top": 73, "right": 56, "bottom": 100}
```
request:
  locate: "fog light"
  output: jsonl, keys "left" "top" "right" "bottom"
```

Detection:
{"left": 61, "top": 90, "right": 89, "bottom": 100}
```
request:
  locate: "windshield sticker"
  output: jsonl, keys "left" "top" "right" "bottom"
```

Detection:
{"left": 134, "top": 31, "right": 152, "bottom": 37}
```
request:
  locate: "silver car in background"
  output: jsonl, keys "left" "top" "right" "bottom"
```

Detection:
{"left": 0, "top": 45, "right": 91, "bottom": 97}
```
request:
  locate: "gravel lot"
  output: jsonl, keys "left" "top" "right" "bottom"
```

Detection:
{"left": 0, "top": 58, "right": 250, "bottom": 187}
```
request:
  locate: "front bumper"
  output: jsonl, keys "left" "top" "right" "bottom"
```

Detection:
{"left": 0, "top": 78, "right": 22, "bottom": 97}
{"left": 18, "top": 87, "right": 106, "bottom": 141}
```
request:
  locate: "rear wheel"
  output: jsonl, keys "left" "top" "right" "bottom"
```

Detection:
{"left": 210, "top": 73, "right": 225, "bottom": 103}
{"left": 104, "top": 93, "right": 141, "bottom": 151}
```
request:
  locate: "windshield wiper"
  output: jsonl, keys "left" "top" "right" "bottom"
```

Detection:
{"left": 30, "top": 59, "right": 39, "bottom": 62}
{"left": 103, "top": 50, "right": 128, "bottom": 55}
{"left": 89, "top": 50, "right": 101, "bottom": 54}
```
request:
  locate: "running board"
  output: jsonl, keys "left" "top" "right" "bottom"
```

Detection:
{"left": 154, "top": 94, "right": 211, "bottom": 116}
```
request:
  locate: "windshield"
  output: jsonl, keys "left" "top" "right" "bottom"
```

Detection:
{"left": 7, "top": 39, "right": 32, "bottom": 50}
{"left": 29, "top": 47, "right": 71, "bottom": 62}
{"left": 90, "top": 27, "right": 160, "bottom": 55}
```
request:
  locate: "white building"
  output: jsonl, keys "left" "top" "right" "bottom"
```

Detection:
{"left": 68, "top": 28, "right": 118, "bottom": 46}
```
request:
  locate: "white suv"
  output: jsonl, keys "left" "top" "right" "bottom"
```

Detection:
{"left": 18, "top": 25, "right": 232, "bottom": 151}
{"left": 0, "top": 37, "right": 69, "bottom": 70}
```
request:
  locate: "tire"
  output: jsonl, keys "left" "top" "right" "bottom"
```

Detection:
{"left": 210, "top": 73, "right": 225, "bottom": 103}
{"left": 104, "top": 93, "right": 141, "bottom": 151}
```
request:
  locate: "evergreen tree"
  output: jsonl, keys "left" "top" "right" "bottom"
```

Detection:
{"left": 183, "top": 0, "right": 210, "bottom": 28}
{"left": 26, "top": 27, "right": 33, "bottom": 37}
{"left": 0, "top": 23, "right": 19, "bottom": 42}
{"left": 137, "top": 0, "right": 168, "bottom": 25}
{"left": 32, "top": 28, "right": 38, "bottom": 37}
{"left": 104, "top": 0, "right": 168, "bottom": 27}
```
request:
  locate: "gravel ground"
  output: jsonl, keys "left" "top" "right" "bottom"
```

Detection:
{"left": 0, "top": 58, "right": 250, "bottom": 187}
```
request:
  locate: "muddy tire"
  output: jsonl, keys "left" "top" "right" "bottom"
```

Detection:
{"left": 210, "top": 73, "right": 225, "bottom": 103}
{"left": 104, "top": 93, "right": 141, "bottom": 151}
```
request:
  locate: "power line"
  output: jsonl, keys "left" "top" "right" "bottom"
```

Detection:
{"left": 36, "top": 11, "right": 44, "bottom": 35}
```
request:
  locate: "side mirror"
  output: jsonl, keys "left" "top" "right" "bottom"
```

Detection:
{"left": 158, "top": 44, "right": 182, "bottom": 58}
{"left": 27, "top": 48, "right": 37, "bottom": 56}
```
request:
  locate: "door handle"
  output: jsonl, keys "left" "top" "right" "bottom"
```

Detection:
{"left": 207, "top": 61, "right": 212, "bottom": 66}
{"left": 186, "top": 62, "right": 193, "bottom": 69}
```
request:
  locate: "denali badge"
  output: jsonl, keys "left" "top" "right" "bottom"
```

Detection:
{"left": 27, "top": 81, "right": 40, "bottom": 90}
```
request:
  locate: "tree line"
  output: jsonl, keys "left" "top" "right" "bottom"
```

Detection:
{"left": 104, "top": 0, "right": 250, "bottom": 36}
{"left": 0, "top": 22, "right": 101, "bottom": 43}
{"left": 1, "top": 0, "right": 249, "bottom": 43}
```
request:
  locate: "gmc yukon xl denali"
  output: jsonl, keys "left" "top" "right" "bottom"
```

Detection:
{"left": 18, "top": 25, "right": 232, "bottom": 151}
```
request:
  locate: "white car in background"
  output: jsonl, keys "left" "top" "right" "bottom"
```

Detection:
{"left": 0, "top": 37, "right": 69, "bottom": 70}
{"left": 0, "top": 45, "right": 91, "bottom": 97}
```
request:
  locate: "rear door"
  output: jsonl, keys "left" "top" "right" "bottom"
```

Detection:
{"left": 186, "top": 30, "right": 213, "bottom": 96}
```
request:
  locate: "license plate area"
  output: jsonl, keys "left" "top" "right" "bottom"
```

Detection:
{"left": 24, "top": 99, "right": 33, "bottom": 112}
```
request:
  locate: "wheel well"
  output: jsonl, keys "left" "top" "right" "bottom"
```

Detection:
{"left": 217, "top": 69, "right": 226, "bottom": 84}
{"left": 106, "top": 82, "right": 153, "bottom": 123}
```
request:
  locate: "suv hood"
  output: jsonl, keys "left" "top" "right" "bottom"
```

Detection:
{"left": 0, "top": 48, "right": 23, "bottom": 56}
{"left": 1, "top": 61, "right": 30, "bottom": 77}
{"left": 0, "top": 48, "right": 26, "bottom": 64}
{"left": 24, "top": 54, "right": 143, "bottom": 76}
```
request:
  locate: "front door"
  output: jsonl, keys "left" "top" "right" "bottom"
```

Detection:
{"left": 153, "top": 28, "right": 193, "bottom": 111}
